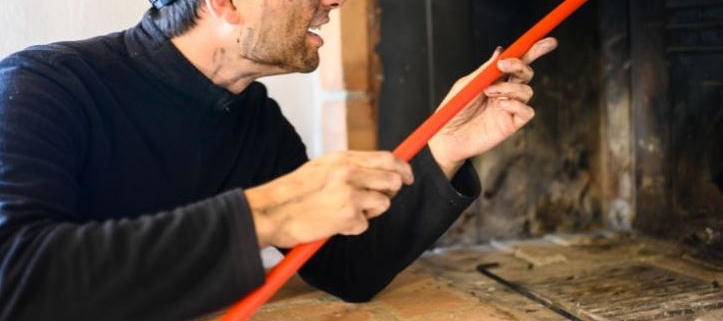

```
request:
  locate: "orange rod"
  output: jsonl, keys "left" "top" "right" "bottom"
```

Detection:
{"left": 220, "top": 0, "right": 589, "bottom": 320}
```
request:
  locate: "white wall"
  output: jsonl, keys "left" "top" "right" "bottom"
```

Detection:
{"left": 260, "top": 73, "right": 324, "bottom": 158}
{"left": 0, "top": 1, "right": 148, "bottom": 57}
{"left": 0, "top": 1, "right": 324, "bottom": 158}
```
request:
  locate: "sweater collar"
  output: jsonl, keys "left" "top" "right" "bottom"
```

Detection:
{"left": 124, "top": 10, "right": 253, "bottom": 112}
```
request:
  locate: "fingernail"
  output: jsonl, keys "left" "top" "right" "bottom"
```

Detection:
{"left": 495, "top": 46, "right": 503, "bottom": 54}
{"left": 498, "top": 99, "right": 510, "bottom": 107}
{"left": 497, "top": 60, "right": 509, "bottom": 69}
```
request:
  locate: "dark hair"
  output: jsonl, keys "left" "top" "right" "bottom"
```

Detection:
{"left": 150, "top": 0, "right": 205, "bottom": 38}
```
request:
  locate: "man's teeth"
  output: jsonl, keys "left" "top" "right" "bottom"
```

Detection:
{"left": 308, "top": 27, "right": 321, "bottom": 36}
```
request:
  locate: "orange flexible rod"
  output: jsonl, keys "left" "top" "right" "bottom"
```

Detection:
{"left": 220, "top": 0, "right": 589, "bottom": 320}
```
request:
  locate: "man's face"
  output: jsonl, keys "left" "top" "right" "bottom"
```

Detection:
{"left": 237, "top": 0, "right": 331, "bottom": 73}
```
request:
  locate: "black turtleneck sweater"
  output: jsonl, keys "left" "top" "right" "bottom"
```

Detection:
{"left": 0, "top": 11, "right": 480, "bottom": 321}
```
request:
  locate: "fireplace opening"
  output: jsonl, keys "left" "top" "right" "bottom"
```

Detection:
{"left": 377, "top": 0, "right": 723, "bottom": 319}
{"left": 379, "top": 0, "right": 723, "bottom": 257}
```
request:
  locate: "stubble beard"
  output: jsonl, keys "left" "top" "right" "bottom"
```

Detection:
{"left": 247, "top": 44, "right": 319, "bottom": 74}
{"left": 277, "top": 38, "right": 320, "bottom": 73}
{"left": 233, "top": 0, "right": 323, "bottom": 76}
{"left": 243, "top": 15, "right": 321, "bottom": 74}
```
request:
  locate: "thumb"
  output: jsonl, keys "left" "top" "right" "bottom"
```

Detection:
{"left": 440, "top": 46, "right": 504, "bottom": 108}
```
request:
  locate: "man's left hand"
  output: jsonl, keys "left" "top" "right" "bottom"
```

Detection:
{"left": 428, "top": 37, "right": 558, "bottom": 178}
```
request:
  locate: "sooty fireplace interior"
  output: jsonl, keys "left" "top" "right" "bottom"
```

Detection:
{"left": 376, "top": 0, "right": 723, "bottom": 320}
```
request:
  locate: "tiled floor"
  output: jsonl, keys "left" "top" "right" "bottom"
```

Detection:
{"left": 201, "top": 232, "right": 723, "bottom": 321}
{"left": 200, "top": 264, "right": 543, "bottom": 321}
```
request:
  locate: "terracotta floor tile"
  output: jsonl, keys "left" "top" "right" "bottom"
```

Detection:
{"left": 411, "top": 305, "right": 526, "bottom": 321}
{"left": 378, "top": 279, "right": 474, "bottom": 319}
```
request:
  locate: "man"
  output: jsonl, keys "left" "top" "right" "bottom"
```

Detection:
{"left": 0, "top": 0, "right": 556, "bottom": 320}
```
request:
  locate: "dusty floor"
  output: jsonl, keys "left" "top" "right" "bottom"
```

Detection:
{"left": 200, "top": 232, "right": 723, "bottom": 321}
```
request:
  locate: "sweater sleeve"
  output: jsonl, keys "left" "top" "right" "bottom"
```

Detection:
{"left": 0, "top": 55, "right": 265, "bottom": 321}
{"left": 297, "top": 146, "right": 481, "bottom": 302}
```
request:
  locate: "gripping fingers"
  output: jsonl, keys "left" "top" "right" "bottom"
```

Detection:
{"left": 497, "top": 98, "right": 535, "bottom": 128}
{"left": 499, "top": 38, "right": 558, "bottom": 84}
{"left": 349, "top": 167, "right": 405, "bottom": 198}
{"left": 339, "top": 215, "right": 369, "bottom": 236}
{"left": 339, "top": 213, "right": 369, "bottom": 235}
{"left": 484, "top": 83, "right": 534, "bottom": 103}
{"left": 498, "top": 58, "right": 534, "bottom": 84}
{"left": 347, "top": 151, "right": 414, "bottom": 185}
{"left": 357, "top": 189, "right": 392, "bottom": 219}
{"left": 339, "top": 190, "right": 391, "bottom": 235}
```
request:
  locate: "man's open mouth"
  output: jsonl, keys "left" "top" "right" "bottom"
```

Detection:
{"left": 307, "top": 25, "right": 324, "bottom": 46}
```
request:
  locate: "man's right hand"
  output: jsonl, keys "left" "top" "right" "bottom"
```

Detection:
{"left": 245, "top": 151, "right": 414, "bottom": 249}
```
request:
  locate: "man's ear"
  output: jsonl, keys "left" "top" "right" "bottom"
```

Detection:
{"left": 204, "top": 0, "right": 242, "bottom": 25}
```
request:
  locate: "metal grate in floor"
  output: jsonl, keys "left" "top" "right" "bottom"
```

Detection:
{"left": 422, "top": 233, "right": 723, "bottom": 321}
{"left": 528, "top": 263, "right": 723, "bottom": 321}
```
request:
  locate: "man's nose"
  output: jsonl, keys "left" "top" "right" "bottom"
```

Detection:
{"left": 321, "top": 0, "right": 346, "bottom": 9}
